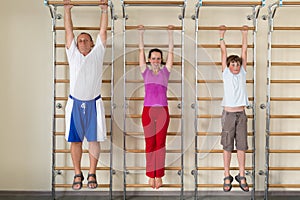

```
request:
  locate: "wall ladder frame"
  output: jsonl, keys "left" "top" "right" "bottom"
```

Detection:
{"left": 264, "top": 1, "right": 300, "bottom": 199}
{"left": 120, "top": 0, "right": 186, "bottom": 199}
{"left": 192, "top": 1, "right": 264, "bottom": 199}
{"left": 45, "top": 1, "right": 116, "bottom": 199}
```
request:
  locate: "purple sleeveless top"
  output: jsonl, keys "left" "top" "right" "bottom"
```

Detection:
{"left": 142, "top": 66, "right": 170, "bottom": 106}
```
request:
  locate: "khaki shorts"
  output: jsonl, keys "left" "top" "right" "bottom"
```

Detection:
{"left": 221, "top": 110, "right": 248, "bottom": 151}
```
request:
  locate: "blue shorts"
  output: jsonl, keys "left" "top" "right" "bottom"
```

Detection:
{"left": 65, "top": 95, "right": 106, "bottom": 142}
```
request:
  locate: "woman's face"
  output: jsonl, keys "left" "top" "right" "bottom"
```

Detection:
{"left": 149, "top": 52, "right": 162, "bottom": 68}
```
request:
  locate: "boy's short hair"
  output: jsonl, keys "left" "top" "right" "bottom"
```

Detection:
{"left": 226, "top": 55, "right": 242, "bottom": 67}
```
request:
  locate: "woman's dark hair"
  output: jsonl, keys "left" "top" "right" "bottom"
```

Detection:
{"left": 146, "top": 48, "right": 166, "bottom": 65}
{"left": 226, "top": 55, "right": 242, "bottom": 67}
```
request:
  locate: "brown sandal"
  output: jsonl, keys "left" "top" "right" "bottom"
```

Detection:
{"left": 72, "top": 172, "right": 84, "bottom": 190}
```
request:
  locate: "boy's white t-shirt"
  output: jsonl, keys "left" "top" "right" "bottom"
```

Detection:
{"left": 221, "top": 67, "right": 249, "bottom": 107}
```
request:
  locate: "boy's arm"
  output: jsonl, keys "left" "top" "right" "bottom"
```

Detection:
{"left": 64, "top": 0, "right": 74, "bottom": 49}
{"left": 99, "top": 0, "right": 108, "bottom": 47}
{"left": 241, "top": 25, "right": 248, "bottom": 71}
{"left": 138, "top": 25, "right": 146, "bottom": 73}
{"left": 165, "top": 25, "right": 174, "bottom": 72}
{"left": 219, "top": 25, "right": 227, "bottom": 72}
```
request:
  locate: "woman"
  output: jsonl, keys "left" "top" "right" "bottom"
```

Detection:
{"left": 138, "top": 24, "right": 174, "bottom": 189}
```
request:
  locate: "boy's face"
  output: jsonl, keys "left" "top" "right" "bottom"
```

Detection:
{"left": 229, "top": 61, "right": 241, "bottom": 74}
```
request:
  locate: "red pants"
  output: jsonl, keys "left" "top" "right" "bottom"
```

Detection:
{"left": 142, "top": 106, "right": 170, "bottom": 178}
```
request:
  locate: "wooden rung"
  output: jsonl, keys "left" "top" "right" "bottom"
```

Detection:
{"left": 271, "top": 62, "right": 300, "bottom": 66}
{"left": 197, "top": 80, "right": 254, "bottom": 83}
{"left": 56, "top": 61, "right": 112, "bottom": 66}
{"left": 125, "top": 26, "right": 182, "bottom": 30}
{"left": 271, "top": 80, "right": 300, "bottom": 84}
{"left": 269, "top": 150, "right": 300, "bottom": 153}
{"left": 197, "top": 115, "right": 254, "bottom": 119}
{"left": 269, "top": 132, "right": 300, "bottom": 136}
{"left": 126, "top": 61, "right": 182, "bottom": 66}
{"left": 46, "top": 1, "right": 107, "bottom": 6}
{"left": 55, "top": 149, "right": 111, "bottom": 153}
{"left": 197, "top": 150, "right": 253, "bottom": 153}
{"left": 198, "top": 44, "right": 254, "bottom": 48}
{"left": 126, "top": 166, "right": 181, "bottom": 170}
{"left": 281, "top": 2, "right": 300, "bottom": 6}
{"left": 126, "top": 149, "right": 181, "bottom": 153}
{"left": 54, "top": 131, "right": 111, "bottom": 136}
{"left": 273, "top": 27, "right": 300, "bottom": 31}
{"left": 270, "top": 115, "right": 300, "bottom": 118}
{"left": 126, "top": 44, "right": 182, "bottom": 48}
{"left": 268, "top": 184, "right": 300, "bottom": 188}
{"left": 200, "top": 1, "right": 262, "bottom": 6}
{"left": 126, "top": 97, "right": 181, "bottom": 101}
{"left": 197, "top": 61, "right": 254, "bottom": 66}
{"left": 270, "top": 97, "right": 300, "bottom": 101}
{"left": 55, "top": 166, "right": 110, "bottom": 170}
{"left": 55, "top": 26, "right": 112, "bottom": 31}
{"left": 197, "top": 97, "right": 254, "bottom": 101}
{"left": 197, "top": 132, "right": 254, "bottom": 136}
{"left": 125, "top": 131, "right": 181, "bottom": 136}
{"left": 272, "top": 44, "right": 300, "bottom": 48}
{"left": 197, "top": 184, "right": 253, "bottom": 188}
{"left": 55, "top": 114, "right": 111, "bottom": 118}
{"left": 126, "top": 114, "right": 181, "bottom": 118}
{"left": 197, "top": 167, "right": 253, "bottom": 170}
{"left": 55, "top": 79, "right": 111, "bottom": 84}
{"left": 269, "top": 167, "right": 300, "bottom": 171}
{"left": 125, "top": 80, "right": 181, "bottom": 84}
{"left": 56, "top": 44, "right": 113, "bottom": 48}
{"left": 198, "top": 26, "right": 255, "bottom": 31}
{"left": 55, "top": 96, "right": 111, "bottom": 101}
{"left": 55, "top": 184, "right": 110, "bottom": 188}
{"left": 126, "top": 184, "right": 181, "bottom": 188}
{"left": 123, "top": 1, "right": 184, "bottom": 6}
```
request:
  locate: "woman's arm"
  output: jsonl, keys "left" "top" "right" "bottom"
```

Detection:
{"left": 138, "top": 25, "right": 147, "bottom": 73}
{"left": 165, "top": 25, "right": 174, "bottom": 72}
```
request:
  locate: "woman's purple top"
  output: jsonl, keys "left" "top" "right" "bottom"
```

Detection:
{"left": 142, "top": 66, "right": 170, "bottom": 106}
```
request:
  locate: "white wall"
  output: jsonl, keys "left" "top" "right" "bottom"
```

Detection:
{"left": 0, "top": 0, "right": 299, "bottom": 193}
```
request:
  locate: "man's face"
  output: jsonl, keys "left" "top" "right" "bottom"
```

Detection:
{"left": 77, "top": 34, "right": 93, "bottom": 56}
